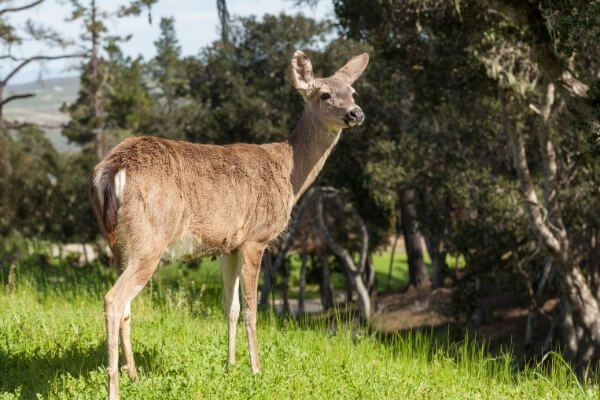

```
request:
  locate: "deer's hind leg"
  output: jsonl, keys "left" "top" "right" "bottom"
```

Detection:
{"left": 105, "top": 250, "right": 162, "bottom": 400}
{"left": 120, "top": 299, "right": 137, "bottom": 379}
{"left": 110, "top": 246, "right": 138, "bottom": 380}
{"left": 220, "top": 252, "right": 242, "bottom": 367}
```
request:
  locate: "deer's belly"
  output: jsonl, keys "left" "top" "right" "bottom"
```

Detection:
{"left": 164, "top": 232, "right": 222, "bottom": 259}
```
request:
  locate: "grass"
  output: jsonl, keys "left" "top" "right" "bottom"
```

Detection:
{"left": 278, "top": 249, "right": 414, "bottom": 296}
{"left": 1, "top": 258, "right": 598, "bottom": 399}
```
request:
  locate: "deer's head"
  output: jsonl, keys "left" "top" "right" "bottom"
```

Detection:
{"left": 289, "top": 50, "right": 369, "bottom": 130}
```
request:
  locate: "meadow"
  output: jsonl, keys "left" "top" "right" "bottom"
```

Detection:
{"left": 0, "top": 252, "right": 597, "bottom": 399}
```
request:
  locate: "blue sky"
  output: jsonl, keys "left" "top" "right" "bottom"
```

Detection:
{"left": 4, "top": 0, "right": 333, "bottom": 84}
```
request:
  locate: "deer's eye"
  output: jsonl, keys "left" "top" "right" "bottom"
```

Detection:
{"left": 320, "top": 93, "right": 331, "bottom": 101}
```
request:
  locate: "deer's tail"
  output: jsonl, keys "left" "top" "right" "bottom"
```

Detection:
{"left": 90, "top": 163, "right": 125, "bottom": 247}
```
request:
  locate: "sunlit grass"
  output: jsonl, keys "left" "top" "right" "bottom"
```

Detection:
{"left": 0, "top": 262, "right": 597, "bottom": 399}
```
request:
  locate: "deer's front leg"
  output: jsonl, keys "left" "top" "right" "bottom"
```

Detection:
{"left": 241, "top": 242, "right": 265, "bottom": 373}
{"left": 220, "top": 252, "right": 242, "bottom": 367}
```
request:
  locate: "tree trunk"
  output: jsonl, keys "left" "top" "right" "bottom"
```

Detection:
{"left": 473, "top": 277, "right": 491, "bottom": 327}
{"left": 319, "top": 252, "right": 334, "bottom": 309}
{"left": 344, "top": 266, "right": 354, "bottom": 302}
{"left": 81, "top": 242, "right": 89, "bottom": 264}
{"left": 400, "top": 187, "right": 429, "bottom": 287}
{"left": 425, "top": 233, "right": 446, "bottom": 289}
{"left": 502, "top": 84, "right": 600, "bottom": 368}
{"left": 558, "top": 266, "right": 600, "bottom": 372}
{"left": 525, "top": 259, "right": 553, "bottom": 350}
{"left": 258, "top": 188, "right": 315, "bottom": 308}
{"left": 90, "top": 0, "right": 106, "bottom": 160}
{"left": 367, "top": 255, "right": 378, "bottom": 313}
{"left": 590, "top": 229, "right": 600, "bottom": 299}
{"left": 365, "top": 254, "right": 376, "bottom": 292}
{"left": 387, "top": 235, "right": 399, "bottom": 290}
{"left": 0, "top": 83, "right": 4, "bottom": 128}
{"left": 316, "top": 190, "right": 371, "bottom": 322}
{"left": 298, "top": 251, "right": 307, "bottom": 314}
{"left": 281, "top": 258, "right": 291, "bottom": 314}
{"left": 259, "top": 250, "right": 272, "bottom": 310}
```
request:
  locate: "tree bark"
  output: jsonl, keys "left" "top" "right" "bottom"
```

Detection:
{"left": 258, "top": 187, "right": 315, "bottom": 308}
{"left": 281, "top": 258, "right": 291, "bottom": 314}
{"left": 589, "top": 229, "right": 600, "bottom": 300}
{"left": 343, "top": 265, "right": 354, "bottom": 302}
{"left": 319, "top": 252, "right": 334, "bottom": 309}
{"left": 316, "top": 190, "right": 371, "bottom": 322}
{"left": 298, "top": 251, "right": 307, "bottom": 314}
{"left": 502, "top": 85, "right": 600, "bottom": 367}
{"left": 473, "top": 277, "right": 491, "bottom": 327}
{"left": 259, "top": 250, "right": 272, "bottom": 310}
{"left": 425, "top": 233, "right": 446, "bottom": 289}
{"left": 478, "top": 0, "right": 593, "bottom": 118}
{"left": 90, "top": 0, "right": 107, "bottom": 160}
{"left": 400, "top": 187, "right": 429, "bottom": 287}
{"left": 525, "top": 259, "right": 553, "bottom": 349}
{"left": 0, "top": 0, "right": 44, "bottom": 15}
{"left": 387, "top": 235, "right": 399, "bottom": 290}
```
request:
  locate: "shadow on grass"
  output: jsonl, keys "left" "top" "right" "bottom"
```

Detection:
{"left": 0, "top": 338, "right": 161, "bottom": 399}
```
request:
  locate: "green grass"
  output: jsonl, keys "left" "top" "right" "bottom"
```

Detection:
{"left": 281, "top": 249, "right": 413, "bottom": 294}
{"left": 0, "top": 260, "right": 597, "bottom": 399}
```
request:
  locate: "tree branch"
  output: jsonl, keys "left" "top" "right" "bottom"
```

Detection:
{"left": 3, "top": 119, "right": 67, "bottom": 129}
{"left": 315, "top": 189, "right": 371, "bottom": 321}
{"left": 535, "top": 81, "right": 565, "bottom": 234}
{"left": 0, "top": 0, "right": 44, "bottom": 15}
{"left": 2, "top": 53, "right": 86, "bottom": 86}
{"left": 500, "top": 88, "right": 562, "bottom": 255}
{"left": 357, "top": 213, "right": 369, "bottom": 273}
{"left": 477, "top": 0, "right": 592, "bottom": 116}
{"left": 270, "top": 187, "right": 317, "bottom": 276}
{"left": 1, "top": 92, "right": 35, "bottom": 107}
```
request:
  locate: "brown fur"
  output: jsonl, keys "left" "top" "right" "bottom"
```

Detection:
{"left": 90, "top": 50, "right": 369, "bottom": 400}
{"left": 92, "top": 138, "right": 295, "bottom": 256}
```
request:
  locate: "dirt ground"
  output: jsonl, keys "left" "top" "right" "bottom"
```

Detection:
{"left": 371, "top": 283, "right": 559, "bottom": 361}
{"left": 272, "top": 278, "right": 559, "bottom": 362}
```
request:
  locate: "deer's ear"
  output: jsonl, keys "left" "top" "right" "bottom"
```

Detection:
{"left": 333, "top": 53, "right": 369, "bottom": 85}
{"left": 289, "top": 50, "right": 315, "bottom": 97}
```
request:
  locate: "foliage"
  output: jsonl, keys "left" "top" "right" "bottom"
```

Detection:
{"left": 0, "top": 127, "right": 96, "bottom": 242}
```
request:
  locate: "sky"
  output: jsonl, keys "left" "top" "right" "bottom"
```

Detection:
{"left": 3, "top": 0, "right": 333, "bottom": 84}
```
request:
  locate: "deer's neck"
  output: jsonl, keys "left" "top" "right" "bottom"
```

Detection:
{"left": 287, "top": 108, "right": 341, "bottom": 203}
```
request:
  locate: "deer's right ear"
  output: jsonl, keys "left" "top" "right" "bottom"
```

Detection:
{"left": 289, "top": 50, "right": 315, "bottom": 98}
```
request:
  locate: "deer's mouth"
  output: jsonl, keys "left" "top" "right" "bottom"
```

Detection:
{"left": 344, "top": 116, "right": 364, "bottom": 128}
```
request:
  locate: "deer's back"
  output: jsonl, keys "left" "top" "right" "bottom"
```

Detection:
{"left": 95, "top": 136, "right": 294, "bottom": 255}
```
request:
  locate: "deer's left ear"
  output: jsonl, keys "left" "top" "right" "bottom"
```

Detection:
{"left": 333, "top": 53, "right": 369, "bottom": 85}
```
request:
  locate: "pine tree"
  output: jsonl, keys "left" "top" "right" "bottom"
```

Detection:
{"left": 62, "top": 0, "right": 157, "bottom": 158}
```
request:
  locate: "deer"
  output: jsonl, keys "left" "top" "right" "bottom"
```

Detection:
{"left": 89, "top": 49, "right": 369, "bottom": 400}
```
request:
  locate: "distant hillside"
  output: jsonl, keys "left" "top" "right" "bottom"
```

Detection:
{"left": 4, "top": 76, "right": 80, "bottom": 152}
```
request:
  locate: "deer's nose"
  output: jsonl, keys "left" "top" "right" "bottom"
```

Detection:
{"left": 346, "top": 107, "right": 365, "bottom": 125}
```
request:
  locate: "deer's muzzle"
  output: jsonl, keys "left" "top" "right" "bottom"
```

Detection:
{"left": 344, "top": 107, "right": 365, "bottom": 127}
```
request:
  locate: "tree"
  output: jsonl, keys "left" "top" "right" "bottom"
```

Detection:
{"left": 139, "top": 16, "right": 189, "bottom": 139}
{"left": 330, "top": 0, "right": 600, "bottom": 367}
{"left": 216, "top": 0, "right": 230, "bottom": 45}
{"left": 316, "top": 188, "right": 373, "bottom": 321}
{"left": 62, "top": 0, "right": 157, "bottom": 158}
{"left": 152, "top": 17, "right": 183, "bottom": 110}
{"left": 0, "top": 126, "right": 97, "bottom": 242}
{"left": 0, "top": 0, "right": 84, "bottom": 127}
{"left": 400, "top": 187, "right": 428, "bottom": 288}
